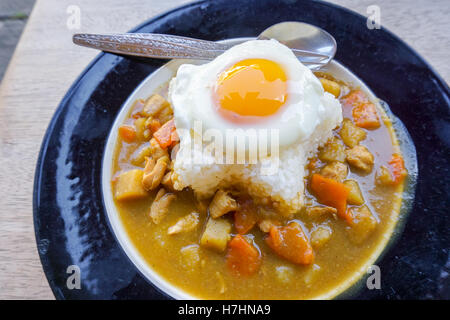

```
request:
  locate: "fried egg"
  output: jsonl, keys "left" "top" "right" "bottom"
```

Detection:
{"left": 169, "top": 39, "right": 340, "bottom": 151}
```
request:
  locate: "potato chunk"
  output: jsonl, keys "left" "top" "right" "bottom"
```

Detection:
{"left": 346, "top": 145, "right": 374, "bottom": 173}
{"left": 344, "top": 180, "right": 364, "bottom": 205}
{"left": 319, "top": 78, "right": 341, "bottom": 98}
{"left": 168, "top": 212, "right": 200, "bottom": 235}
{"left": 209, "top": 190, "right": 237, "bottom": 219}
{"left": 319, "top": 138, "right": 346, "bottom": 163}
{"left": 200, "top": 217, "right": 231, "bottom": 252}
{"left": 320, "top": 161, "right": 348, "bottom": 182}
{"left": 346, "top": 205, "right": 377, "bottom": 244}
{"left": 311, "top": 225, "right": 332, "bottom": 248}
{"left": 340, "top": 118, "right": 366, "bottom": 148}
{"left": 150, "top": 188, "right": 176, "bottom": 224}
{"left": 114, "top": 169, "right": 148, "bottom": 201}
{"left": 134, "top": 117, "right": 147, "bottom": 141}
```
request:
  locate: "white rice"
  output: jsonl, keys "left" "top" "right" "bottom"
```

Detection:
{"left": 171, "top": 91, "right": 342, "bottom": 215}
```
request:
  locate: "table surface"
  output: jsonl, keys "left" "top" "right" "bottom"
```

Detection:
{"left": 0, "top": 0, "right": 448, "bottom": 300}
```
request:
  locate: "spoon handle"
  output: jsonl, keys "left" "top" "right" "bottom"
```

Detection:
{"left": 73, "top": 33, "right": 328, "bottom": 64}
{"left": 73, "top": 33, "right": 229, "bottom": 60}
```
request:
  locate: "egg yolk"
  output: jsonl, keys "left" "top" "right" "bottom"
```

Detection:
{"left": 214, "top": 58, "right": 287, "bottom": 122}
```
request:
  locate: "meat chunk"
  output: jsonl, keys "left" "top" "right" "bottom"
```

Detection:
{"left": 208, "top": 190, "right": 238, "bottom": 219}
{"left": 168, "top": 212, "right": 200, "bottom": 235}
{"left": 142, "top": 156, "right": 169, "bottom": 191}
{"left": 305, "top": 206, "right": 337, "bottom": 219}
{"left": 346, "top": 205, "right": 377, "bottom": 244}
{"left": 149, "top": 188, "right": 176, "bottom": 224}
{"left": 149, "top": 138, "right": 169, "bottom": 160}
{"left": 345, "top": 145, "right": 374, "bottom": 173}
{"left": 161, "top": 171, "right": 175, "bottom": 191}
{"left": 320, "top": 161, "right": 348, "bottom": 182}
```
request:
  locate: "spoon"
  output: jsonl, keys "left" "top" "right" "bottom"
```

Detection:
{"left": 73, "top": 21, "right": 336, "bottom": 69}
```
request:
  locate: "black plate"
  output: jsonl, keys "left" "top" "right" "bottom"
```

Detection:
{"left": 34, "top": 0, "right": 450, "bottom": 299}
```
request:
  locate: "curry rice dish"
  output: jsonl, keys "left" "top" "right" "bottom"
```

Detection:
{"left": 109, "top": 40, "right": 408, "bottom": 299}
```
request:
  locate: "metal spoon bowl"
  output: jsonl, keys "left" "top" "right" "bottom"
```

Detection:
{"left": 73, "top": 21, "right": 337, "bottom": 70}
{"left": 258, "top": 21, "right": 336, "bottom": 69}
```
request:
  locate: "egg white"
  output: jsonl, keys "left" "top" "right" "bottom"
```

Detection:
{"left": 168, "top": 39, "right": 341, "bottom": 152}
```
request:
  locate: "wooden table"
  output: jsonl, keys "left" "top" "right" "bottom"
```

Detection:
{"left": 0, "top": 0, "right": 448, "bottom": 300}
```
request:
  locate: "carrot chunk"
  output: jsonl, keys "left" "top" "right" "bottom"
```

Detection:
{"left": 266, "top": 222, "right": 314, "bottom": 265}
{"left": 341, "top": 90, "right": 368, "bottom": 109}
{"left": 352, "top": 102, "right": 380, "bottom": 129}
{"left": 388, "top": 154, "right": 408, "bottom": 184}
{"left": 310, "top": 174, "right": 351, "bottom": 223}
{"left": 234, "top": 199, "right": 257, "bottom": 234}
{"left": 118, "top": 125, "right": 136, "bottom": 143}
{"left": 226, "top": 235, "right": 261, "bottom": 276}
{"left": 341, "top": 90, "right": 380, "bottom": 129}
{"left": 153, "top": 119, "right": 177, "bottom": 149}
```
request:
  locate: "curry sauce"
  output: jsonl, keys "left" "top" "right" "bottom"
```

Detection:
{"left": 110, "top": 74, "right": 407, "bottom": 299}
